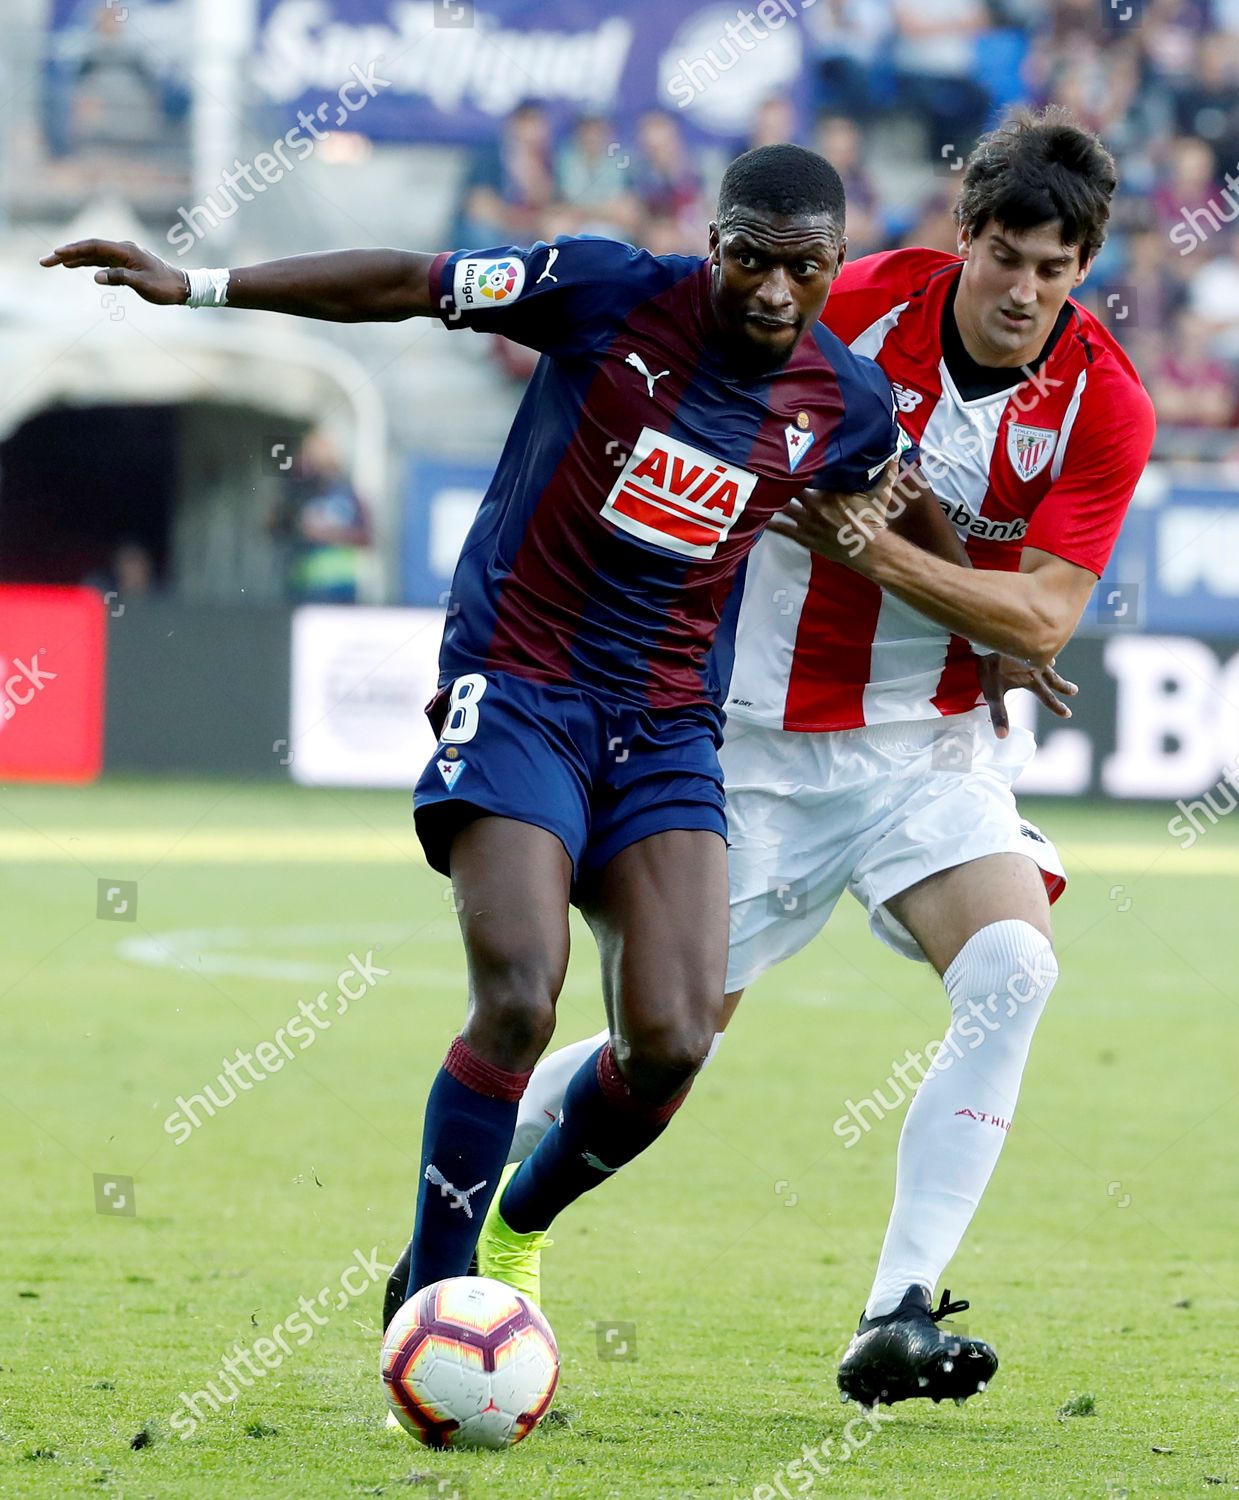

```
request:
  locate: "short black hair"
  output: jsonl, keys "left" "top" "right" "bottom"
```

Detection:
{"left": 955, "top": 107, "right": 1118, "bottom": 266}
{"left": 717, "top": 144, "right": 846, "bottom": 232}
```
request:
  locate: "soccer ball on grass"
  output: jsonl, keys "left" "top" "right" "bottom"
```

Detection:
{"left": 381, "top": 1276, "right": 559, "bottom": 1449}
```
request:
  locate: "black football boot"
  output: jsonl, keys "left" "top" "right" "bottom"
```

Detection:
{"left": 837, "top": 1284, "right": 997, "bottom": 1408}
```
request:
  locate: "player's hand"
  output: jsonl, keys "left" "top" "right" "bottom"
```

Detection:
{"left": 39, "top": 239, "right": 188, "bottom": 305}
{"left": 768, "top": 458, "right": 899, "bottom": 565}
{"left": 979, "top": 654, "right": 1078, "bottom": 739}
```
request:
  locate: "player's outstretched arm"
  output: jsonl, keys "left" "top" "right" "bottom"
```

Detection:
{"left": 39, "top": 239, "right": 437, "bottom": 322}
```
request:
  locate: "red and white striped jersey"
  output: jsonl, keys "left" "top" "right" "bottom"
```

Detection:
{"left": 726, "top": 248, "right": 1156, "bottom": 732}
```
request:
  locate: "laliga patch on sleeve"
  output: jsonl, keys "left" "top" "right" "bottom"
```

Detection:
{"left": 453, "top": 256, "right": 526, "bottom": 310}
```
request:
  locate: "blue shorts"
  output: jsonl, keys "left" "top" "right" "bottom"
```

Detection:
{"left": 413, "top": 670, "right": 727, "bottom": 893}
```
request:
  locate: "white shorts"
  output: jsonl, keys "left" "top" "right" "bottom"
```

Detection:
{"left": 723, "top": 707, "right": 1066, "bottom": 990}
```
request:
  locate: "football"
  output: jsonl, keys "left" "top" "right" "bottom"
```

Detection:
{"left": 381, "top": 1276, "right": 560, "bottom": 1449}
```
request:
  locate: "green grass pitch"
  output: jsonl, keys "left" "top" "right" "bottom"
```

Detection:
{"left": 1, "top": 779, "right": 1236, "bottom": 1499}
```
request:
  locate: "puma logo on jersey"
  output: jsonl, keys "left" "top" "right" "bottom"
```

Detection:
{"left": 892, "top": 383, "right": 924, "bottom": 413}
{"left": 601, "top": 426, "right": 758, "bottom": 559}
{"left": 938, "top": 496, "right": 1028, "bottom": 542}
{"left": 625, "top": 351, "right": 670, "bottom": 397}
{"left": 536, "top": 246, "right": 559, "bottom": 284}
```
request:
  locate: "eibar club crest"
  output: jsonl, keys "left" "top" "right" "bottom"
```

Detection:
{"left": 1006, "top": 422, "right": 1057, "bottom": 482}
{"left": 783, "top": 422, "right": 816, "bottom": 472}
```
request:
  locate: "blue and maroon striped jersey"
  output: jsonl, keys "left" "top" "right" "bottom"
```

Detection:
{"left": 427, "top": 235, "right": 899, "bottom": 710}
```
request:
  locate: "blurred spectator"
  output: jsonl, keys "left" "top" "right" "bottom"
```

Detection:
{"left": 892, "top": 0, "right": 992, "bottom": 158}
{"left": 1095, "top": 228, "right": 1190, "bottom": 341}
{"left": 806, "top": 0, "right": 892, "bottom": 120}
{"left": 554, "top": 115, "right": 639, "bottom": 239}
{"left": 1173, "top": 35, "right": 1239, "bottom": 177}
{"left": 897, "top": 186, "right": 963, "bottom": 256}
{"left": 1147, "top": 309, "right": 1238, "bottom": 425}
{"left": 1154, "top": 134, "right": 1221, "bottom": 232}
{"left": 814, "top": 114, "right": 881, "bottom": 255}
{"left": 1190, "top": 233, "right": 1239, "bottom": 342}
{"left": 64, "top": 1, "right": 188, "bottom": 156}
{"left": 271, "top": 432, "right": 372, "bottom": 605}
{"left": 748, "top": 96, "right": 801, "bottom": 150}
{"left": 631, "top": 111, "right": 706, "bottom": 254}
{"left": 454, "top": 101, "right": 557, "bottom": 246}
{"left": 84, "top": 540, "right": 158, "bottom": 603}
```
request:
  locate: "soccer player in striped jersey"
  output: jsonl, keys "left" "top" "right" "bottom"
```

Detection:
{"left": 45, "top": 148, "right": 935, "bottom": 1336}
{"left": 486, "top": 110, "right": 1156, "bottom": 1409}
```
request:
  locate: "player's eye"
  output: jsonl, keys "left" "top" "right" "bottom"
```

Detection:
{"left": 736, "top": 253, "right": 760, "bottom": 270}
{"left": 794, "top": 262, "right": 819, "bottom": 278}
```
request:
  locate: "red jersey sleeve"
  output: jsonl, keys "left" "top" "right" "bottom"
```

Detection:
{"left": 820, "top": 248, "right": 960, "bottom": 345}
{"left": 1024, "top": 368, "right": 1156, "bottom": 576}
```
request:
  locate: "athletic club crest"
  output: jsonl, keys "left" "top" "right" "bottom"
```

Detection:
{"left": 1006, "top": 423, "right": 1057, "bottom": 482}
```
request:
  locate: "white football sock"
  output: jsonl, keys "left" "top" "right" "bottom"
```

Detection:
{"left": 865, "top": 920, "right": 1058, "bottom": 1319}
{"left": 507, "top": 1027, "right": 725, "bottom": 1164}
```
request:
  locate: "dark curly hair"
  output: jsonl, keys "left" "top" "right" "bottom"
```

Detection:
{"left": 717, "top": 144, "right": 846, "bottom": 233}
{"left": 955, "top": 107, "right": 1118, "bottom": 266}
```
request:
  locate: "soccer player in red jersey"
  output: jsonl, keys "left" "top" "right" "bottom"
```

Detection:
{"left": 43, "top": 147, "right": 933, "bottom": 1324}
{"left": 499, "top": 110, "right": 1155, "bottom": 1408}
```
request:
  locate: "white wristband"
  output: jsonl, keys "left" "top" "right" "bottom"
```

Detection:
{"left": 183, "top": 267, "right": 230, "bottom": 307}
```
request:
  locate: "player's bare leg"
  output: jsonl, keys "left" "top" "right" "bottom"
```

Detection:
{"left": 481, "top": 829, "right": 729, "bottom": 1286}
{"left": 396, "top": 817, "right": 572, "bottom": 1307}
{"left": 507, "top": 982, "right": 745, "bottom": 1167}
{"left": 838, "top": 852, "right": 1058, "bottom": 1407}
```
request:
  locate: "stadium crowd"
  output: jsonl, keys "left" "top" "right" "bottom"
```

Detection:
{"left": 458, "top": 0, "right": 1239, "bottom": 443}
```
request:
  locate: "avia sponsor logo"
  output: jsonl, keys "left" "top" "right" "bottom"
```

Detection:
{"left": 954, "top": 1108, "right": 1011, "bottom": 1130}
{"left": 601, "top": 427, "right": 757, "bottom": 560}
{"left": 453, "top": 256, "right": 525, "bottom": 309}
{"left": 937, "top": 497, "right": 1028, "bottom": 542}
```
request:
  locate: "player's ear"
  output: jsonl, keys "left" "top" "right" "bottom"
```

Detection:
{"left": 708, "top": 221, "right": 720, "bottom": 267}
{"left": 957, "top": 223, "right": 973, "bottom": 259}
{"left": 1070, "top": 248, "right": 1091, "bottom": 290}
{"left": 831, "top": 235, "right": 848, "bottom": 281}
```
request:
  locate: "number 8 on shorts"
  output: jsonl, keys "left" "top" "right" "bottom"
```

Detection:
{"left": 441, "top": 673, "right": 488, "bottom": 745}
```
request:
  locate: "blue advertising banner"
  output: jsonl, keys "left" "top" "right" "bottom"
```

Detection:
{"left": 250, "top": 0, "right": 815, "bottom": 144}
{"left": 1097, "top": 482, "right": 1239, "bottom": 636}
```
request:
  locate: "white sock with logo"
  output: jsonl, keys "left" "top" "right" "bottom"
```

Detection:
{"left": 864, "top": 920, "right": 1058, "bottom": 1319}
{"left": 508, "top": 1026, "right": 725, "bottom": 1164}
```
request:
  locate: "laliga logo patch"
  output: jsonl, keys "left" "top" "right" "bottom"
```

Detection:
{"left": 453, "top": 256, "right": 526, "bottom": 309}
{"left": 437, "top": 755, "right": 466, "bottom": 791}
{"left": 601, "top": 426, "right": 758, "bottom": 560}
{"left": 1006, "top": 422, "right": 1057, "bottom": 482}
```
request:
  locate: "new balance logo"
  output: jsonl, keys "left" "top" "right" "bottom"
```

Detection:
{"left": 892, "top": 383, "right": 924, "bottom": 413}
{"left": 938, "top": 497, "right": 1028, "bottom": 542}
{"left": 424, "top": 1164, "right": 487, "bottom": 1217}
{"left": 601, "top": 426, "right": 758, "bottom": 560}
{"left": 625, "top": 351, "right": 670, "bottom": 398}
